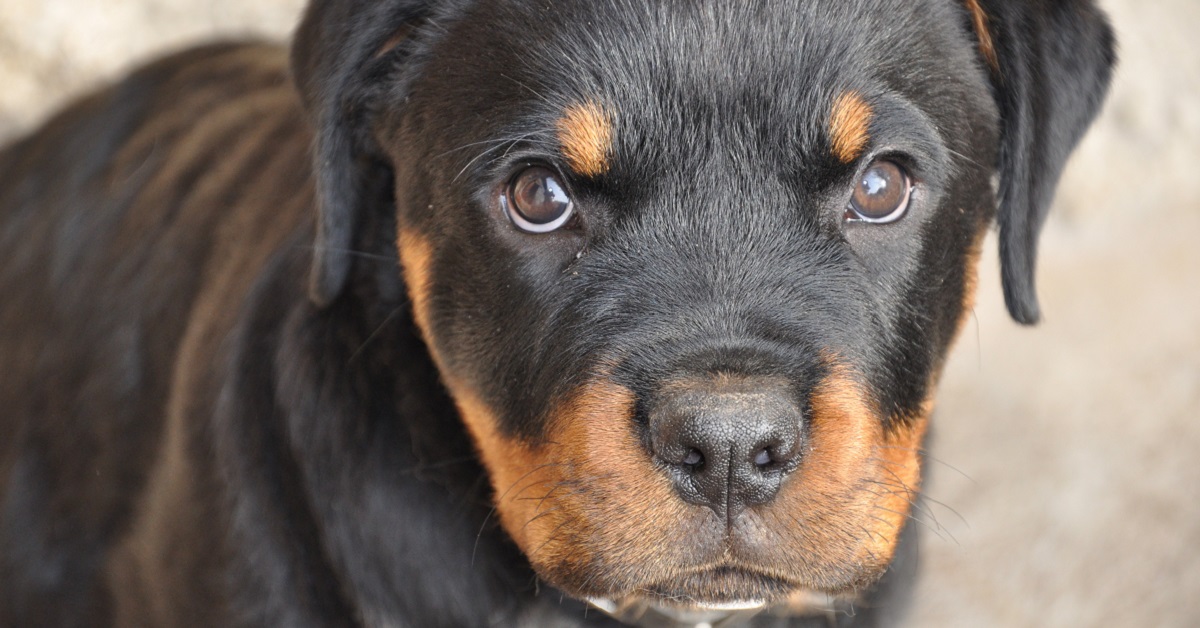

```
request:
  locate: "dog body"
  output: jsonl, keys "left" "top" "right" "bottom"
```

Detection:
{"left": 0, "top": 1, "right": 1112, "bottom": 626}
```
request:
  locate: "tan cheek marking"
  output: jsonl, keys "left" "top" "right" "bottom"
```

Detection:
{"left": 804, "top": 371, "right": 878, "bottom": 491}
{"left": 446, "top": 376, "right": 689, "bottom": 595}
{"left": 395, "top": 229, "right": 559, "bottom": 556}
{"left": 806, "top": 367, "right": 929, "bottom": 575}
{"left": 829, "top": 91, "right": 874, "bottom": 164}
{"left": 962, "top": 233, "right": 984, "bottom": 314}
{"left": 854, "top": 234, "right": 986, "bottom": 564}
{"left": 962, "top": 0, "right": 1000, "bottom": 72}
{"left": 860, "top": 400, "right": 930, "bottom": 565}
{"left": 557, "top": 101, "right": 613, "bottom": 178}
{"left": 397, "top": 228, "right": 434, "bottom": 340}
{"left": 543, "top": 381, "right": 689, "bottom": 573}
{"left": 764, "top": 367, "right": 879, "bottom": 576}
{"left": 444, "top": 384, "right": 552, "bottom": 553}
{"left": 763, "top": 361, "right": 928, "bottom": 589}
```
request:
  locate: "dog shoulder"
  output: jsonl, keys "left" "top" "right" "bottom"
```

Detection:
{"left": 0, "top": 40, "right": 327, "bottom": 626}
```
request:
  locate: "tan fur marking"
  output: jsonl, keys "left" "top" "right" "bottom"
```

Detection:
{"left": 963, "top": 0, "right": 1000, "bottom": 72}
{"left": 829, "top": 92, "right": 874, "bottom": 164}
{"left": 755, "top": 359, "right": 930, "bottom": 590}
{"left": 443, "top": 385, "right": 548, "bottom": 552}
{"left": 861, "top": 402, "right": 930, "bottom": 565}
{"left": 397, "top": 228, "right": 434, "bottom": 340}
{"left": 437, "top": 348, "right": 934, "bottom": 597}
{"left": 557, "top": 101, "right": 613, "bottom": 178}
{"left": 445, "top": 375, "right": 691, "bottom": 596}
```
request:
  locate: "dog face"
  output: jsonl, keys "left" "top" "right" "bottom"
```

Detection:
{"left": 293, "top": 0, "right": 1113, "bottom": 609}
{"left": 385, "top": 1, "right": 995, "bottom": 602}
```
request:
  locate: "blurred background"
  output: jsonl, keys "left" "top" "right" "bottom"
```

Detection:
{"left": 1, "top": 1, "right": 1196, "bottom": 625}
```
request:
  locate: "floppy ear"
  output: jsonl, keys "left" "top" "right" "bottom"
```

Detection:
{"left": 963, "top": 0, "right": 1116, "bottom": 324}
{"left": 291, "top": 0, "right": 437, "bottom": 307}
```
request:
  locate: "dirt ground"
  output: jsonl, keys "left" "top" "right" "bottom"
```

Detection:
{"left": 1, "top": 1, "right": 1196, "bottom": 626}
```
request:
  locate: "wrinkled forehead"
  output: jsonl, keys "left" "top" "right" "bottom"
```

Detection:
{"left": 416, "top": 0, "right": 969, "bottom": 173}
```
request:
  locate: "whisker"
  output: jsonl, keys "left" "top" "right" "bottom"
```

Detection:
{"left": 472, "top": 463, "right": 567, "bottom": 566}
{"left": 871, "top": 506, "right": 956, "bottom": 545}
{"left": 529, "top": 516, "right": 576, "bottom": 558}
{"left": 875, "top": 445, "right": 978, "bottom": 485}
{"left": 471, "top": 506, "right": 497, "bottom": 568}
{"left": 862, "top": 482, "right": 949, "bottom": 536}
{"left": 499, "top": 73, "right": 557, "bottom": 108}
{"left": 348, "top": 306, "right": 404, "bottom": 363}
{"left": 945, "top": 146, "right": 987, "bottom": 170}
{"left": 915, "top": 492, "right": 970, "bottom": 529}
{"left": 521, "top": 504, "right": 567, "bottom": 532}
{"left": 293, "top": 244, "right": 398, "bottom": 263}
{"left": 497, "top": 462, "right": 566, "bottom": 505}
{"left": 452, "top": 130, "right": 548, "bottom": 182}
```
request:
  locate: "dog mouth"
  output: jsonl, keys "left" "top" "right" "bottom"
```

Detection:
{"left": 620, "top": 566, "right": 792, "bottom": 608}
{"left": 584, "top": 567, "right": 785, "bottom": 624}
{"left": 584, "top": 565, "right": 866, "bottom": 625}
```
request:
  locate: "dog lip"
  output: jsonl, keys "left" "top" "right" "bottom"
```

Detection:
{"left": 586, "top": 597, "right": 768, "bottom": 612}
{"left": 621, "top": 565, "right": 795, "bottom": 609}
{"left": 691, "top": 599, "right": 768, "bottom": 611}
{"left": 586, "top": 596, "right": 768, "bottom": 627}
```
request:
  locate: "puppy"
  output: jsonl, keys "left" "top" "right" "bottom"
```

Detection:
{"left": 0, "top": 0, "right": 1113, "bottom": 626}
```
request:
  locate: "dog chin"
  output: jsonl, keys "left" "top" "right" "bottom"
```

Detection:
{"left": 583, "top": 569, "right": 783, "bottom": 625}
{"left": 589, "top": 566, "right": 794, "bottom": 610}
{"left": 585, "top": 568, "right": 866, "bottom": 625}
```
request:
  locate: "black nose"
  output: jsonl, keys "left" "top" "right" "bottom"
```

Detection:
{"left": 648, "top": 377, "right": 805, "bottom": 519}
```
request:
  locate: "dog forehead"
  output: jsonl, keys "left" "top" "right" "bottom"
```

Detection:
{"left": 434, "top": 0, "right": 967, "bottom": 171}
{"left": 475, "top": 0, "right": 946, "bottom": 71}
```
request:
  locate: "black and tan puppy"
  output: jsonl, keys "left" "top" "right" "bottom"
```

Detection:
{"left": 0, "top": 0, "right": 1113, "bottom": 626}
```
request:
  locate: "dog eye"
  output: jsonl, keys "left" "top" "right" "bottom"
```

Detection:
{"left": 503, "top": 166, "right": 575, "bottom": 233}
{"left": 846, "top": 160, "right": 912, "bottom": 223}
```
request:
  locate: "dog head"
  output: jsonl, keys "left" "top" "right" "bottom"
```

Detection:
{"left": 292, "top": 0, "right": 1113, "bottom": 609}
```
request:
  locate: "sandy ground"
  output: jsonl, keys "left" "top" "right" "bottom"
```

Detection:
{"left": 1, "top": 1, "right": 1196, "bottom": 626}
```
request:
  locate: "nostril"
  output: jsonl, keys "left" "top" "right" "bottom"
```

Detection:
{"left": 753, "top": 448, "right": 772, "bottom": 468}
{"left": 682, "top": 448, "right": 704, "bottom": 468}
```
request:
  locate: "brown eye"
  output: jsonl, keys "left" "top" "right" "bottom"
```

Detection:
{"left": 504, "top": 166, "right": 574, "bottom": 233}
{"left": 847, "top": 160, "right": 912, "bottom": 223}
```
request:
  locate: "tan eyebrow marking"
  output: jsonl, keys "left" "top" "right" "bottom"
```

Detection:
{"left": 556, "top": 101, "right": 613, "bottom": 178}
{"left": 829, "top": 91, "right": 874, "bottom": 164}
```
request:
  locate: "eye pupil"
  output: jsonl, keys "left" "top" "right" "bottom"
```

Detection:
{"left": 507, "top": 167, "right": 574, "bottom": 232}
{"left": 848, "top": 160, "right": 911, "bottom": 223}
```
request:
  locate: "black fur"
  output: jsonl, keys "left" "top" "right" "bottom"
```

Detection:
{"left": 0, "top": 1, "right": 1112, "bottom": 626}
{"left": 978, "top": 0, "right": 1117, "bottom": 324}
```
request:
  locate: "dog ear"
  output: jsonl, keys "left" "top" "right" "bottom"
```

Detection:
{"left": 291, "top": 0, "right": 436, "bottom": 307}
{"left": 963, "top": 0, "right": 1115, "bottom": 324}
